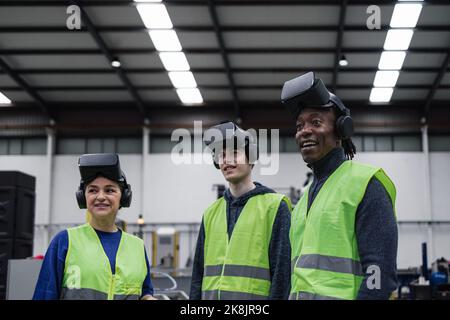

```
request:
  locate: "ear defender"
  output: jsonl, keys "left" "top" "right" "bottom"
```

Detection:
{"left": 75, "top": 181, "right": 132, "bottom": 210}
{"left": 76, "top": 183, "right": 87, "bottom": 209}
{"left": 329, "top": 93, "right": 354, "bottom": 140}
{"left": 120, "top": 183, "right": 132, "bottom": 208}
{"left": 335, "top": 115, "right": 354, "bottom": 140}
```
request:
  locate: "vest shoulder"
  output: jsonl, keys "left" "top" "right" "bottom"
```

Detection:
{"left": 67, "top": 223, "right": 90, "bottom": 233}
{"left": 344, "top": 161, "right": 383, "bottom": 176}
{"left": 121, "top": 231, "right": 144, "bottom": 245}
{"left": 204, "top": 197, "right": 225, "bottom": 212}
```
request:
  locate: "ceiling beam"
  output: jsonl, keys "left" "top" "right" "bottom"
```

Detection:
{"left": 0, "top": 1, "right": 446, "bottom": 6}
{"left": 423, "top": 52, "right": 450, "bottom": 119}
{"left": 2, "top": 67, "right": 448, "bottom": 74}
{"left": 2, "top": 84, "right": 449, "bottom": 91}
{"left": 1, "top": 47, "right": 448, "bottom": 55}
{"left": 332, "top": 0, "right": 347, "bottom": 92}
{"left": 5, "top": 100, "right": 449, "bottom": 110}
{"left": 2, "top": 26, "right": 450, "bottom": 32}
{"left": 207, "top": 0, "right": 241, "bottom": 121}
{"left": 71, "top": 1, "right": 147, "bottom": 118}
{"left": 0, "top": 56, "right": 51, "bottom": 118}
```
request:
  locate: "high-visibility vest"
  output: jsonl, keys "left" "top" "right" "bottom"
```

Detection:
{"left": 61, "top": 223, "right": 147, "bottom": 300}
{"left": 290, "top": 161, "right": 396, "bottom": 300}
{"left": 202, "top": 193, "right": 291, "bottom": 300}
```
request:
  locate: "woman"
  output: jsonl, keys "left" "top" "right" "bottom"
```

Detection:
{"left": 33, "top": 153, "right": 155, "bottom": 300}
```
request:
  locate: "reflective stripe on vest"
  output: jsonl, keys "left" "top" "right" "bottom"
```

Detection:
{"left": 289, "top": 291, "right": 343, "bottom": 300}
{"left": 296, "top": 254, "right": 363, "bottom": 276}
{"left": 202, "top": 290, "right": 269, "bottom": 300}
{"left": 202, "top": 193, "right": 291, "bottom": 300}
{"left": 62, "top": 223, "right": 147, "bottom": 300}
{"left": 205, "top": 264, "right": 271, "bottom": 281}
{"left": 290, "top": 161, "right": 396, "bottom": 300}
{"left": 61, "top": 288, "right": 141, "bottom": 300}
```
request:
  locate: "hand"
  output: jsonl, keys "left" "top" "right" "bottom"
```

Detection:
{"left": 141, "top": 294, "right": 157, "bottom": 300}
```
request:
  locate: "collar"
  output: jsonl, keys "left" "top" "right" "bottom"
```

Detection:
{"left": 307, "top": 147, "right": 346, "bottom": 180}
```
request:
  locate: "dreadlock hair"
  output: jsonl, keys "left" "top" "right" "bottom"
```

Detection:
{"left": 342, "top": 138, "right": 356, "bottom": 160}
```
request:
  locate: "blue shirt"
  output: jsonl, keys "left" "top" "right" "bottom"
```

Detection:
{"left": 33, "top": 228, "right": 154, "bottom": 300}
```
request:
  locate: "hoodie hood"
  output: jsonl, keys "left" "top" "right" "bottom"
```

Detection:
{"left": 224, "top": 182, "right": 275, "bottom": 207}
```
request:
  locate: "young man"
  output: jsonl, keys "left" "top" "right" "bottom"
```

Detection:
{"left": 281, "top": 72, "right": 398, "bottom": 300}
{"left": 189, "top": 121, "right": 292, "bottom": 300}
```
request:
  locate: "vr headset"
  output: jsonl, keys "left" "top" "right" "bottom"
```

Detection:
{"left": 204, "top": 121, "right": 258, "bottom": 169}
{"left": 75, "top": 153, "right": 132, "bottom": 209}
{"left": 281, "top": 71, "right": 354, "bottom": 140}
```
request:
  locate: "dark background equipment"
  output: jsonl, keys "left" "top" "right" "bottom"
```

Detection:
{"left": 0, "top": 171, "right": 36, "bottom": 300}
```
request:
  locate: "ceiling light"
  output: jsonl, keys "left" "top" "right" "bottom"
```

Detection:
{"left": 111, "top": 59, "right": 121, "bottom": 68}
{"left": 384, "top": 29, "right": 414, "bottom": 50}
{"left": 339, "top": 54, "right": 348, "bottom": 67}
{"left": 390, "top": 3, "right": 423, "bottom": 28}
{"left": 378, "top": 51, "right": 406, "bottom": 70}
{"left": 149, "top": 30, "right": 182, "bottom": 51}
{"left": 373, "top": 71, "right": 400, "bottom": 87}
{"left": 176, "top": 88, "right": 203, "bottom": 104}
{"left": 136, "top": 4, "right": 172, "bottom": 29}
{"left": 369, "top": 88, "right": 394, "bottom": 103}
{"left": 0, "top": 92, "right": 12, "bottom": 104}
{"left": 159, "top": 52, "right": 190, "bottom": 71}
{"left": 168, "top": 71, "right": 197, "bottom": 88}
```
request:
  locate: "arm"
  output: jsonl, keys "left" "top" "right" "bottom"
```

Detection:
{"left": 356, "top": 177, "right": 398, "bottom": 300}
{"left": 32, "top": 230, "right": 68, "bottom": 300}
{"left": 189, "top": 219, "right": 205, "bottom": 300}
{"left": 268, "top": 200, "right": 292, "bottom": 300}
{"left": 140, "top": 249, "right": 156, "bottom": 300}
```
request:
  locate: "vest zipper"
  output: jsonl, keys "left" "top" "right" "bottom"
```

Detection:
{"left": 108, "top": 275, "right": 115, "bottom": 300}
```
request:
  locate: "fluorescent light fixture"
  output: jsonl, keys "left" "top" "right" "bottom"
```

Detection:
{"left": 373, "top": 71, "right": 400, "bottom": 87}
{"left": 369, "top": 87, "right": 394, "bottom": 103}
{"left": 0, "top": 92, "right": 11, "bottom": 104}
{"left": 134, "top": 0, "right": 161, "bottom": 2}
{"left": 136, "top": 4, "right": 172, "bottom": 29}
{"left": 384, "top": 29, "right": 414, "bottom": 50}
{"left": 149, "top": 30, "right": 182, "bottom": 51}
{"left": 378, "top": 51, "right": 406, "bottom": 70}
{"left": 390, "top": 4, "right": 423, "bottom": 28}
{"left": 159, "top": 52, "right": 190, "bottom": 71}
{"left": 168, "top": 71, "right": 197, "bottom": 88}
{"left": 176, "top": 88, "right": 203, "bottom": 104}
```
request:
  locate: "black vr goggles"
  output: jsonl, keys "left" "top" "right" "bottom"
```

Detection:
{"left": 76, "top": 153, "right": 132, "bottom": 209}
{"left": 281, "top": 71, "right": 354, "bottom": 140}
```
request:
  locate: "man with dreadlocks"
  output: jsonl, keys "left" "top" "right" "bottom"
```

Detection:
{"left": 281, "top": 72, "right": 398, "bottom": 300}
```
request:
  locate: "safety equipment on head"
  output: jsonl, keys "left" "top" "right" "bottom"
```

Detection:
{"left": 75, "top": 153, "right": 132, "bottom": 209}
{"left": 281, "top": 71, "right": 354, "bottom": 140}
{"left": 204, "top": 121, "right": 258, "bottom": 169}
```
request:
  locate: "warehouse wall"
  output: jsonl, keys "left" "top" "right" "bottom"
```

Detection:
{"left": 0, "top": 152, "right": 449, "bottom": 269}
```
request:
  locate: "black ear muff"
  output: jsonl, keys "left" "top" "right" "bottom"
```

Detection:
{"left": 76, "top": 183, "right": 87, "bottom": 209}
{"left": 120, "top": 184, "right": 132, "bottom": 208}
{"left": 336, "top": 115, "right": 354, "bottom": 140}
